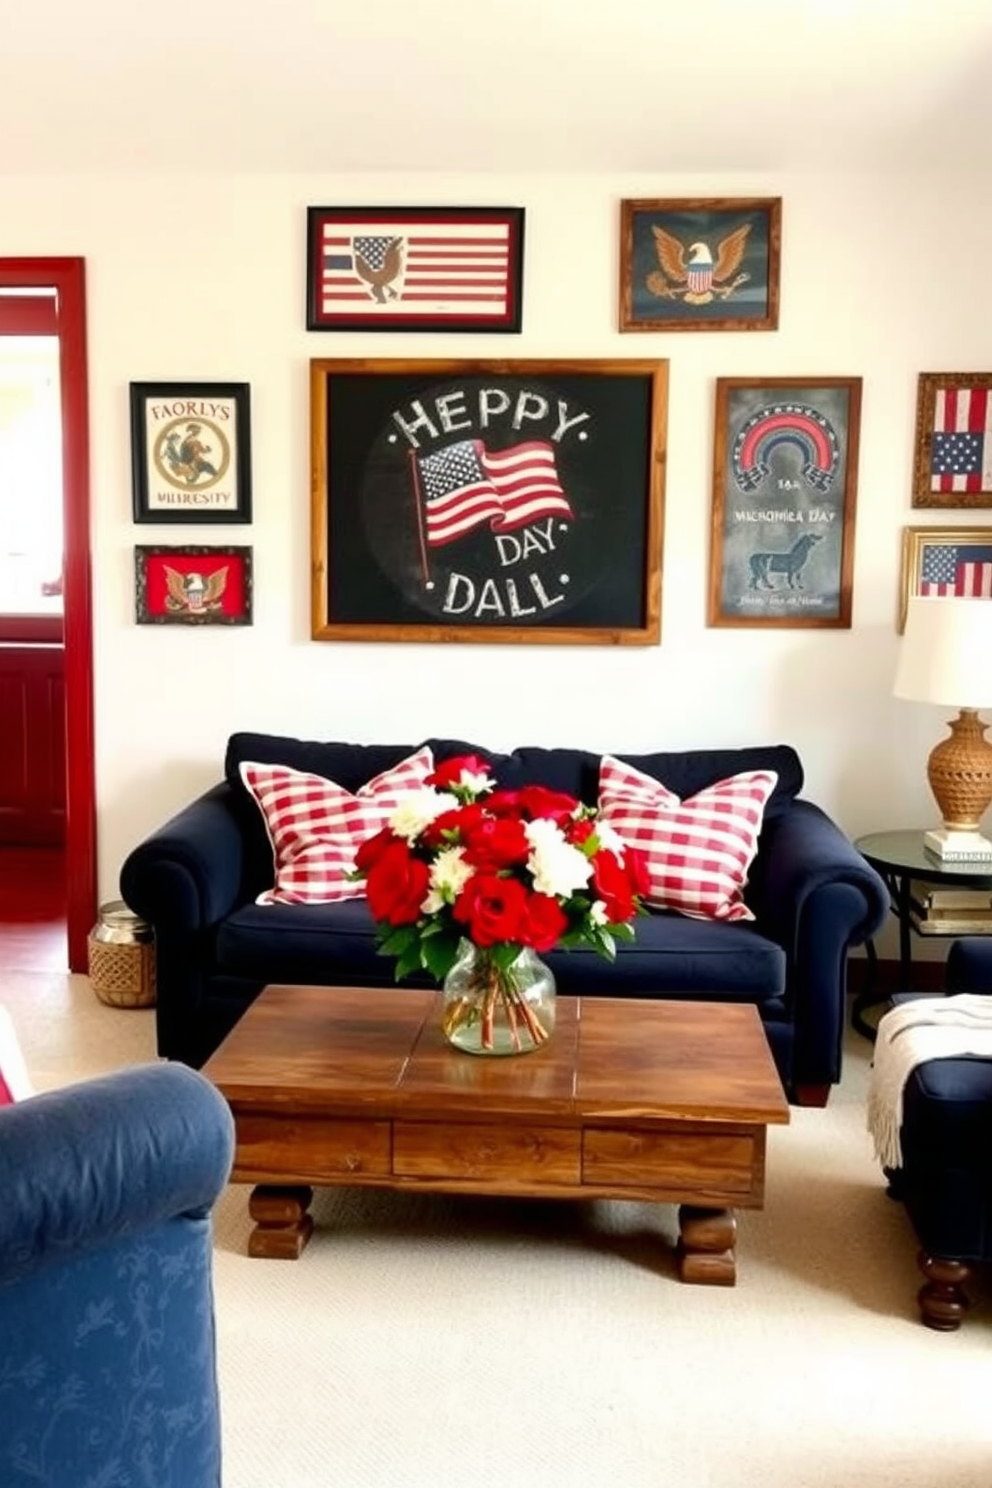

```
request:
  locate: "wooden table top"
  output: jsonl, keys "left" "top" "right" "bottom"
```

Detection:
{"left": 203, "top": 985, "right": 790, "bottom": 1128}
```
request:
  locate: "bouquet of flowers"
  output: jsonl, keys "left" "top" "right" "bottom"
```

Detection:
{"left": 353, "top": 754, "right": 647, "bottom": 1053}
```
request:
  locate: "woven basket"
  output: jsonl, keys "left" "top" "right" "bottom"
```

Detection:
{"left": 88, "top": 902, "right": 157, "bottom": 1008}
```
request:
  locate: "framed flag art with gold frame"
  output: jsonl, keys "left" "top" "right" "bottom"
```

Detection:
{"left": 911, "top": 372, "right": 992, "bottom": 508}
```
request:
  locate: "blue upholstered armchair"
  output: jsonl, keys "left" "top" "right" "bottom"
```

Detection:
{"left": 0, "top": 1063, "right": 234, "bottom": 1487}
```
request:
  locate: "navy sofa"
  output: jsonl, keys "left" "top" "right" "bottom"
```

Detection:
{"left": 120, "top": 733, "right": 888, "bottom": 1105}
{"left": 0, "top": 1063, "right": 234, "bottom": 1488}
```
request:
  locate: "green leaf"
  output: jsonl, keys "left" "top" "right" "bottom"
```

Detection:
{"left": 421, "top": 933, "right": 461, "bottom": 981}
{"left": 609, "top": 921, "right": 636, "bottom": 942}
{"left": 379, "top": 926, "right": 418, "bottom": 958}
{"left": 394, "top": 947, "right": 424, "bottom": 981}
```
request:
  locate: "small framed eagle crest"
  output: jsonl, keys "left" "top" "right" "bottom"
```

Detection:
{"left": 619, "top": 197, "right": 781, "bottom": 333}
{"left": 134, "top": 545, "right": 253, "bottom": 625}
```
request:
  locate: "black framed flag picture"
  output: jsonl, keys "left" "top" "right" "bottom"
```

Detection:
{"left": 306, "top": 207, "right": 525, "bottom": 333}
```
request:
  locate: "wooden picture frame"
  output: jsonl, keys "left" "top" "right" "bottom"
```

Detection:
{"left": 708, "top": 377, "right": 861, "bottom": 629}
{"left": 898, "top": 526, "right": 992, "bottom": 632}
{"left": 134, "top": 544, "right": 253, "bottom": 625}
{"left": 310, "top": 358, "right": 668, "bottom": 645}
{"left": 306, "top": 207, "right": 525, "bottom": 333}
{"left": 911, "top": 372, "right": 992, "bottom": 508}
{"left": 619, "top": 197, "right": 781, "bottom": 333}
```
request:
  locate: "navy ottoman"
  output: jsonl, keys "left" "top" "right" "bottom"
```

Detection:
{"left": 885, "top": 938, "right": 992, "bottom": 1330}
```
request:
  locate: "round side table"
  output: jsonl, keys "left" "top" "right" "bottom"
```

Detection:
{"left": 853, "top": 829, "right": 992, "bottom": 1039}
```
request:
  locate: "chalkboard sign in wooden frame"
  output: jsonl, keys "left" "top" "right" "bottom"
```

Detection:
{"left": 310, "top": 359, "right": 668, "bottom": 644}
{"left": 708, "top": 376, "right": 862, "bottom": 629}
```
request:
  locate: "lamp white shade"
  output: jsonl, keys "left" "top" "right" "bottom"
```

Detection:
{"left": 895, "top": 597, "right": 992, "bottom": 709}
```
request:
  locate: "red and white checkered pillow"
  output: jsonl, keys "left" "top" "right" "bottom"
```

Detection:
{"left": 597, "top": 755, "right": 778, "bottom": 922}
{"left": 0, "top": 1006, "right": 33, "bottom": 1105}
{"left": 240, "top": 746, "right": 435, "bottom": 906}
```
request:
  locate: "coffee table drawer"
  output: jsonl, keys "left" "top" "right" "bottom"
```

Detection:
{"left": 583, "top": 1128, "right": 757, "bottom": 1194}
{"left": 233, "top": 1115, "right": 392, "bottom": 1182}
{"left": 393, "top": 1121, "right": 581, "bottom": 1184}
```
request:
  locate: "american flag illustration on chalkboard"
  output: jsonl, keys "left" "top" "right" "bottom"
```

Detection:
{"left": 414, "top": 439, "right": 574, "bottom": 548}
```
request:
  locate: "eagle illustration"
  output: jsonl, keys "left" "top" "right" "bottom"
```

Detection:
{"left": 164, "top": 565, "right": 228, "bottom": 614}
{"left": 354, "top": 235, "right": 404, "bottom": 303}
{"left": 646, "top": 223, "right": 752, "bottom": 305}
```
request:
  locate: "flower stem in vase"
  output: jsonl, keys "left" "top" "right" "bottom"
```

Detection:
{"left": 441, "top": 941, "right": 556, "bottom": 1057}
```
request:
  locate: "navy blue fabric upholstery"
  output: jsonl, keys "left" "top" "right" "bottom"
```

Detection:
{"left": 885, "top": 938, "right": 992, "bottom": 1276}
{"left": 0, "top": 1064, "right": 234, "bottom": 1488}
{"left": 121, "top": 732, "right": 888, "bottom": 1102}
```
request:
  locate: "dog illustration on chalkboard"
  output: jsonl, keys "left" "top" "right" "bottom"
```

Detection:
{"left": 748, "top": 532, "right": 823, "bottom": 591}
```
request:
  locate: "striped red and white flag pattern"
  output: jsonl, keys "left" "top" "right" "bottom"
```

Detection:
{"left": 930, "top": 384, "right": 992, "bottom": 493}
{"left": 320, "top": 220, "right": 511, "bottom": 320}
{"left": 596, "top": 755, "right": 778, "bottom": 922}
{"left": 239, "top": 748, "right": 434, "bottom": 905}
{"left": 418, "top": 438, "right": 574, "bottom": 548}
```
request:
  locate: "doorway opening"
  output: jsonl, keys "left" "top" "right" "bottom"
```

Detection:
{"left": 0, "top": 260, "right": 94, "bottom": 971}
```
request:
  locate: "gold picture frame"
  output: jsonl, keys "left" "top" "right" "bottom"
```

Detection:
{"left": 911, "top": 372, "right": 992, "bottom": 509}
{"left": 898, "top": 526, "right": 992, "bottom": 632}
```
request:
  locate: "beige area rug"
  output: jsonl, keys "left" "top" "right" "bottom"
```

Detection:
{"left": 6, "top": 972, "right": 992, "bottom": 1488}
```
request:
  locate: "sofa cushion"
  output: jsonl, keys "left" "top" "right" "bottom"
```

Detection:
{"left": 238, "top": 746, "right": 434, "bottom": 905}
{"left": 597, "top": 755, "right": 777, "bottom": 922}
{"left": 215, "top": 897, "right": 786, "bottom": 1005}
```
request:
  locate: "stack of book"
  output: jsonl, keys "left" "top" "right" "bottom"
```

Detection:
{"left": 910, "top": 881, "right": 992, "bottom": 935}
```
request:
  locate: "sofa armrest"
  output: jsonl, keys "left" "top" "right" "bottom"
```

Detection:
{"left": 946, "top": 937, "right": 992, "bottom": 994}
{"left": 751, "top": 800, "right": 889, "bottom": 951}
{"left": 120, "top": 782, "right": 246, "bottom": 934}
{"left": 749, "top": 801, "right": 889, "bottom": 1093}
{"left": 0, "top": 1064, "right": 234, "bottom": 1283}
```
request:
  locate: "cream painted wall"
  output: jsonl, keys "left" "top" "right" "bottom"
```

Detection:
{"left": 4, "top": 170, "right": 990, "bottom": 924}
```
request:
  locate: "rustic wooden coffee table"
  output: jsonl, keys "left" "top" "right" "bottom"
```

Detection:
{"left": 203, "top": 985, "right": 789, "bottom": 1283}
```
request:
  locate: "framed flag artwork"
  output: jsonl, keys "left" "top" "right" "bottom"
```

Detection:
{"left": 899, "top": 526, "right": 992, "bottom": 632}
{"left": 912, "top": 372, "right": 992, "bottom": 508}
{"left": 306, "top": 207, "right": 525, "bottom": 333}
{"left": 309, "top": 358, "right": 668, "bottom": 644}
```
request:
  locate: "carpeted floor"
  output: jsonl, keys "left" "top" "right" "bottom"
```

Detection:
{"left": 6, "top": 971, "right": 992, "bottom": 1488}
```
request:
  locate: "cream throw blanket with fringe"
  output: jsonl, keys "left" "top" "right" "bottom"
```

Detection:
{"left": 866, "top": 994, "right": 992, "bottom": 1170}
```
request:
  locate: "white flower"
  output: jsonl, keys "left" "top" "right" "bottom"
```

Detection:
{"left": 459, "top": 767, "right": 493, "bottom": 796}
{"left": 389, "top": 789, "right": 459, "bottom": 842}
{"left": 594, "top": 821, "right": 627, "bottom": 858}
{"left": 421, "top": 846, "right": 475, "bottom": 916}
{"left": 589, "top": 899, "right": 609, "bottom": 926}
{"left": 524, "top": 817, "right": 593, "bottom": 899}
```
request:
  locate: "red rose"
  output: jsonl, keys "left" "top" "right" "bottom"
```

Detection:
{"left": 453, "top": 873, "right": 527, "bottom": 946}
{"left": 420, "top": 801, "right": 485, "bottom": 849}
{"left": 365, "top": 839, "right": 430, "bottom": 926}
{"left": 354, "top": 826, "right": 396, "bottom": 874}
{"left": 624, "top": 845, "right": 651, "bottom": 902}
{"left": 565, "top": 817, "right": 596, "bottom": 847}
{"left": 427, "top": 754, "right": 491, "bottom": 790}
{"left": 461, "top": 814, "right": 530, "bottom": 871}
{"left": 591, "top": 849, "right": 636, "bottom": 924}
{"left": 520, "top": 892, "right": 568, "bottom": 952}
{"left": 517, "top": 784, "right": 579, "bottom": 825}
{"left": 485, "top": 788, "right": 523, "bottom": 817}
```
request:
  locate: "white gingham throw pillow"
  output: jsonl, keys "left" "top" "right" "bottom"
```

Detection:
{"left": 597, "top": 755, "right": 778, "bottom": 922}
{"left": 240, "top": 747, "right": 434, "bottom": 906}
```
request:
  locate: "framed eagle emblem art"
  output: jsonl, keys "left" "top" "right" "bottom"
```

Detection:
{"left": 619, "top": 197, "right": 781, "bottom": 333}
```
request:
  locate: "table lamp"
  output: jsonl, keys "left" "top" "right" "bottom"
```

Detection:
{"left": 894, "top": 595, "right": 992, "bottom": 861}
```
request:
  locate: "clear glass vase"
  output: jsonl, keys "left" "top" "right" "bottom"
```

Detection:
{"left": 441, "top": 939, "right": 556, "bottom": 1056}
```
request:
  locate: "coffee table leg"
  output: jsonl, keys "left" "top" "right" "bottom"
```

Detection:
{"left": 247, "top": 1184, "right": 315, "bottom": 1259}
{"left": 676, "top": 1205, "right": 737, "bottom": 1285}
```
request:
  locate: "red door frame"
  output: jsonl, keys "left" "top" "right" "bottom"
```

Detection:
{"left": 0, "top": 259, "right": 95, "bottom": 969}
